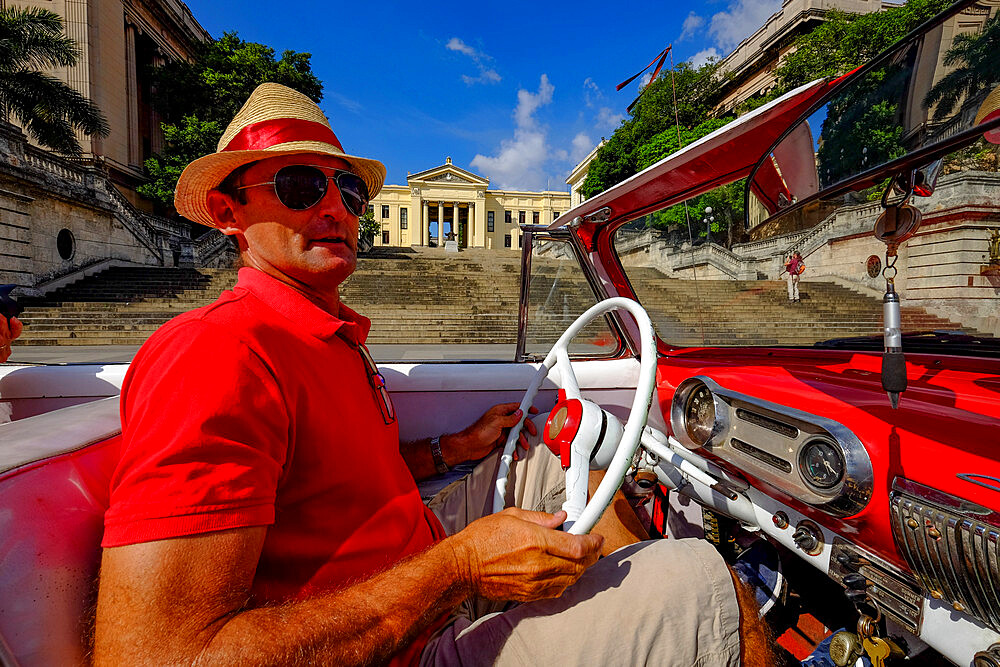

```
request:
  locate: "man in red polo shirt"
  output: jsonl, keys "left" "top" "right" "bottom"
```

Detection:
{"left": 94, "top": 84, "right": 768, "bottom": 666}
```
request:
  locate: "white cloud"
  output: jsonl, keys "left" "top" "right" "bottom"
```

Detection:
{"left": 471, "top": 75, "right": 556, "bottom": 190}
{"left": 571, "top": 132, "right": 593, "bottom": 163}
{"left": 708, "top": 0, "right": 781, "bottom": 52}
{"left": 446, "top": 37, "right": 477, "bottom": 57}
{"left": 679, "top": 12, "right": 705, "bottom": 41}
{"left": 583, "top": 77, "right": 601, "bottom": 108}
{"left": 446, "top": 36, "right": 501, "bottom": 85}
{"left": 689, "top": 47, "right": 721, "bottom": 68}
{"left": 462, "top": 69, "right": 501, "bottom": 85}
{"left": 514, "top": 74, "right": 554, "bottom": 128}
{"left": 596, "top": 106, "right": 624, "bottom": 129}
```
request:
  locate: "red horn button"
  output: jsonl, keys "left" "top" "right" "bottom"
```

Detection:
{"left": 543, "top": 390, "right": 583, "bottom": 468}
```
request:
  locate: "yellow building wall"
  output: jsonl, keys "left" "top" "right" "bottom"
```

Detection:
{"left": 368, "top": 166, "right": 570, "bottom": 250}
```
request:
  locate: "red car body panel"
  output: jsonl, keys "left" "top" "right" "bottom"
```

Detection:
{"left": 654, "top": 348, "right": 1000, "bottom": 570}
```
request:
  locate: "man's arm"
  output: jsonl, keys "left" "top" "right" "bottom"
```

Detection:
{"left": 400, "top": 402, "right": 536, "bottom": 481}
{"left": 94, "top": 508, "right": 602, "bottom": 666}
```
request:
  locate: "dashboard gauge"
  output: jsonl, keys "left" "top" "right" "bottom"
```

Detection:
{"left": 684, "top": 383, "right": 716, "bottom": 447}
{"left": 799, "top": 439, "right": 845, "bottom": 489}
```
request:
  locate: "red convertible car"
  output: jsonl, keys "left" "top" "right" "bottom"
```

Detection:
{"left": 1, "top": 1, "right": 999, "bottom": 665}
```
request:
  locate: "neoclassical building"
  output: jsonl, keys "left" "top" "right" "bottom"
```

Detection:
{"left": 369, "top": 158, "right": 571, "bottom": 250}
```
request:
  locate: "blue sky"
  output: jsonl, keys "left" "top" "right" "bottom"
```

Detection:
{"left": 183, "top": 0, "right": 783, "bottom": 191}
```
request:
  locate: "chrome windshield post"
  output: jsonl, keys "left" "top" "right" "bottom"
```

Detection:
{"left": 515, "top": 227, "right": 534, "bottom": 362}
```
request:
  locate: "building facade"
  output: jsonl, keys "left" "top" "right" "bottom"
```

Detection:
{"left": 1, "top": 1, "right": 216, "bottom": 291}
{"left": 5, "top": 0, "right": 209, "bottom": 209}
{"left": 370, "top": 158, "right": 571, "bottom": 250}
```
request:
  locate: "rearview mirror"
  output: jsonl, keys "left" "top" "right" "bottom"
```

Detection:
{"left": 747, "top": 0, "right": 1000, "bottom": 230}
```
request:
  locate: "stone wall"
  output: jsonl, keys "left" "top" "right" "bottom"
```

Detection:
{"left": 0, "top": 122, "right": 230, "bottom": 293}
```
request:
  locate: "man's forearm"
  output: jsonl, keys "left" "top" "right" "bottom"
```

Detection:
{"left": 196, "top": 540, "right": 468, "bottom": 666}
{"left": 95, "top": 531, "right": 471, "bottom": 667}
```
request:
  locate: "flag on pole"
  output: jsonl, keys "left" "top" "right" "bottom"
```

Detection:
{"left": 617, "top": 45, "right": 671, "bottom": 112}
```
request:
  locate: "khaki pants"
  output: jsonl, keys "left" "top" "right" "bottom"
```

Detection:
{"left": 786, "top": 273, "right": 800, "bottom": 301}
{"left": 421, "top": 442, "right": 741, "bottom": 666}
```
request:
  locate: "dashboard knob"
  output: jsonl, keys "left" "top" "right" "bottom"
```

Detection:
{"left": 836, "top": 552, "right": 856, "bottom": 567}
{"left": 843, "top": 573, "right": 868, "bottom": 590}
{"left": 792, "top": 524, "right": 821, "bottom": 554}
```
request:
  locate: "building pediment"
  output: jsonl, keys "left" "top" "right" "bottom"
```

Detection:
{"left": 408, "top": 159, "right": 489, "bottom": 187}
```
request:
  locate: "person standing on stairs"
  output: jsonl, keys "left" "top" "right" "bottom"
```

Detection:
{"left": 784, "top": 251, "right": 805, "bottom": 303}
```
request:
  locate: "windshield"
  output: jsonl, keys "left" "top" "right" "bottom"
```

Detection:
{"left": 613, "top": 142, "right": 1000, "bottom": 355}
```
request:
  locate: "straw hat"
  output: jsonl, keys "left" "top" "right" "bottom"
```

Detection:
{"left": 174, "top": 83, "right": 386, "bottom": 227}
{"left": 976, "top": 84, "right": 1000, "bottom": 145}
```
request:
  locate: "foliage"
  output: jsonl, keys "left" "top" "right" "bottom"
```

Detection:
{"left": 358, "top": 209, "right": 379, "bottom": 240}
{"left": 579, "top": 60, "right": 725, "bottom": 199}
{"left": 924, "top": 10, "right": 1000, "bottom": 120}
{"left": 138, "top": 32, "right": 323, "bottom": 210}
{"left": 775, "top": 0, "right": 953, "bottom": 93}
{"left": 138, "top": 116, "right": 221, "bottom": 207}
{"left": 0, "top": 7, "right": 108, "bottom": 154}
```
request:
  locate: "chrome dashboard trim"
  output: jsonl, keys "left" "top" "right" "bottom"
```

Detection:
{"left": 669, "top": 375, "right": 873, "bottom": 517}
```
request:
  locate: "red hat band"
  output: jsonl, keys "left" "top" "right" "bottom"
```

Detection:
{"left": 222, "top": 117, "right": 344, "bottom": 153}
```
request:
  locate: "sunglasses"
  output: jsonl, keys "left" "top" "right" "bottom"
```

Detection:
{"left": 358, "top": 344, "right": 396, "bottom": 426}
{"left": 237, "top": 165, "right": 369, "bottom": 216}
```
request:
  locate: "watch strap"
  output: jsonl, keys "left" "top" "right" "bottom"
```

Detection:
{"left": 430, "top": 435, "right": 449, "bottom": 474}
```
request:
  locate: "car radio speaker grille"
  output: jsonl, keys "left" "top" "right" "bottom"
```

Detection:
{"left": 889, "top": 478, "right": 1000, "bottom": 633}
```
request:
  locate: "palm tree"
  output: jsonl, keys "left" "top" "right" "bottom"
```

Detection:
{"left": 0, "top": 7, "right": 109, "bottom": 155}
{"left": 923, "top": 11, "right": 1000, "bottom": 120}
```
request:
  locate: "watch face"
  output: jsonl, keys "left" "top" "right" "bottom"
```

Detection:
{"left": 684, "top": 384, "right": 716, "bottom": 446}
{"left": 799, "top": 439, "right": 845, "bottom": 489}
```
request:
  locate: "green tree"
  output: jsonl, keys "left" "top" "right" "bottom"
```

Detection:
{"left": 358, "top": 208, "right": 379, "bottom": 241}
{"left": 0, "top": 7, "right": 108, "bottom": 154}
{"left": 138, "top": 32, "right": 322, "bottom": 211}
{"left": 775, "top": 0, "right": 952, "bottom": 93}
{"left": 579, "top": 59, "right": 725, "bottom": 199}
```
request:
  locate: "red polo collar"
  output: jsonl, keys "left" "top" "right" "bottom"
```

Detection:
{"left": 233, "top": 267, "right": 371, "bottom": 345}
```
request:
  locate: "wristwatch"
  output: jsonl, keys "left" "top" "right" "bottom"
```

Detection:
{"left": 430, "top": 435, "right": 449, "bottom": 474}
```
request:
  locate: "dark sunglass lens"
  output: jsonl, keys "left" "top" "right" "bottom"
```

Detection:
{"left": 337, "top": 172, "right": 369, "bottom": 216}
{"left": 274, "top": 165, "right": 327, "bottom": 210}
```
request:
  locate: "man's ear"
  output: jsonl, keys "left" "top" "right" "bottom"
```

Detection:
{"left": 206, "top": 190, "right": 242, "bottom": 237}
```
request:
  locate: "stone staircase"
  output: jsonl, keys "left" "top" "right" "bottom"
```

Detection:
{"left": 14, "top": 247, "right": 968, "bottom": 347}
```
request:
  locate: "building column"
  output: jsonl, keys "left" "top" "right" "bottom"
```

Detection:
{"left": 436, "top": 202, "right": 443, "bottom": 247}
{"left": 124, "top": 23, "right": 141, "bottom": 167}
{"left": 467, "top": 202, "right": 474, "bottom": 248}
{"left": 421, "top": 200, "right": 429, "bottom": 246}
{"left": 452, "top": 202, "right": 459, "bottom": 245}
{"left": 474, "top": 197, "right": 487, "bottom": 248}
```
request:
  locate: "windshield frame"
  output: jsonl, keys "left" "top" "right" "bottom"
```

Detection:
{"left": 516, "top": 224, "right": 633, "bottom": 363}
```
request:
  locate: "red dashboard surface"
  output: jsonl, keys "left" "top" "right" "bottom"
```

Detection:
{"left": 655, "top": 347, "right": 1000, "bottom": 569}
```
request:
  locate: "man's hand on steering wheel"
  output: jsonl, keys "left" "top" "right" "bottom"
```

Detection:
{"left": 444, "top": 403, "right": 539, "bottom": 465}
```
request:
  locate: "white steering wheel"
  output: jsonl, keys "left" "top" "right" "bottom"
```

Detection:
{"left": 492, "top": 297, "right": 658, "bottom": 534}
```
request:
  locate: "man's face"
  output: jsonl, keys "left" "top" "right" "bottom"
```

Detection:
{"left": 220, "top": 154, "right": 362, "bottom": 294}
